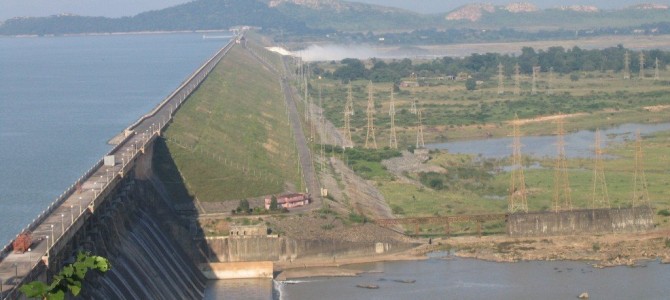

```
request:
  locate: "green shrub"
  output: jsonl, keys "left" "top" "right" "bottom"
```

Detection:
{"left": 592, "top": 243, "right": 600, "bottom": 252}
{"left": 657, "top": 209, "right": 670, "bottom": 216}
{"left": 348, "top": 213, "right": 367, "bottom": 223}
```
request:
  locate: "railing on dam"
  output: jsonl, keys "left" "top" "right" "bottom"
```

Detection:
{"left": 0, "top": 33, "right": 239, "bottom": 299}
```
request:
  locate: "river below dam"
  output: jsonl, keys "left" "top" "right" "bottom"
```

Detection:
{"left": 207, "top": 254, "right": 670, "bottom": 300}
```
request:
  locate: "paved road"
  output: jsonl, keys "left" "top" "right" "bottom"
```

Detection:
{"left": 0, "top": 36, "right": 236, "bottom": 300}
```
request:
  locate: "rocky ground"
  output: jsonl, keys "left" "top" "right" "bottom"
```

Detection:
{"left": 381, "top": 150, "right": 446, "bottom": 185}
{"left": 421, "top": 229, "right": 670, "bottom": 266}
{"left": 267, "top": 212, "right": 412, "bottom": 244}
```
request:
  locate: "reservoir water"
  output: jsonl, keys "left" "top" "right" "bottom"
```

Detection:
{"left": 0, "top": 33, "right": 227, "bottom": 244}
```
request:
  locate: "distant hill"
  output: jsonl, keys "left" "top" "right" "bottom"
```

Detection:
{"left": 443, "top": 2, "right": 670, "bottom": 30}
{"left": 266, "top": 0, "right": 438, "bottom": 31}
{"left": 2, "top": 0, "right": 670, "bottom": 36}
{"left": 0, "top": 0, "right": 309, "bottom": 35}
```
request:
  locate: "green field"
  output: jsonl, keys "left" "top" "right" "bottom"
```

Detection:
{"left": 311, "top": 68, "right": 670, "bottom": 147}
{"left": 153, "top": 44, "right": 301, "bottom": 202}
{"left": 302, "top": 63, "right": 670, "bottom": 230}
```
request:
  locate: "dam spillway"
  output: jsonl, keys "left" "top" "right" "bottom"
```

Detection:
{"left": 0, "top": 35, "right": 237, "bottom": 299}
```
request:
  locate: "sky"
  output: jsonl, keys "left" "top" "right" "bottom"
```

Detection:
{"left": 1, "top": 0, "right": 668, "bottom": 21}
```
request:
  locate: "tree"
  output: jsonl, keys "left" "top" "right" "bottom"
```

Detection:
{"left": 269, "top": 196, "right": 279, "bottom": 211}
{"left": 238, "top": 199, "right": 250, "bottom": 213}
{"left": 20, "top": 252, "right": 110, "bottom": 300}
{"left": 465, "top": 78, "right": 477, "bottom": 91}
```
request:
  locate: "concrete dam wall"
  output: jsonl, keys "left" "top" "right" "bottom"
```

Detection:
{"left": 53, "top": 176, "right": 206, "bottom": 299}
{"left": 507, "top": 207, "right": 654, "bottom": 237}
{"left": 205, "top": 236, "right": 414, "bottom": 263}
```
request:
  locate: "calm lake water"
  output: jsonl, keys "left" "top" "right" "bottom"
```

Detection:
{"left": 0, "top": 33, "right": 227, "bottom": 244}
{"left": 428, "top": 123, "right": 670, "bottom": 159}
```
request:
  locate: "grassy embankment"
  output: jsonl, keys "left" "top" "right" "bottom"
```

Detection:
{"left": 309, "top": 66, "right": 670, "bottom": 235}
{"left": 153, "top": 44, "right": 301, "bottom": 203}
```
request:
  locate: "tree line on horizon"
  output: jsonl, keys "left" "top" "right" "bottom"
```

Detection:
{"left": 315, "top": 45, "right": 670, "bottom": 83}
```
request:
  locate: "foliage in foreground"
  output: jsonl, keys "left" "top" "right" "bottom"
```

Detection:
{"left": 20, "top": 252, "right": 110, "bottom": 300}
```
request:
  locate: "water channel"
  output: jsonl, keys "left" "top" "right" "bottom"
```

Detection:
{"left": 427, "top": 122, "right": 670, "bottom": 159}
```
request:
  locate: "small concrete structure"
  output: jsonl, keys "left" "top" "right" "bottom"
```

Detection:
{"left": 229, "top": 224, "right": 267, "bottom": 237}
{"left": 200, "top": 261, "right": 273, "bottom": 279}
{"left": 104, "top": 155, "right": 115, "bottom": 167}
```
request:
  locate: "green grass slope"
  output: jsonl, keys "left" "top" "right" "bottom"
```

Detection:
{"left": 154, "top": 44, "right": 300, "bottom": 202}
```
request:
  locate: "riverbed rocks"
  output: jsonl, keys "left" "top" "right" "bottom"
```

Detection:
{"left": 438, "top": 230, "right": 670, "bottom": 266}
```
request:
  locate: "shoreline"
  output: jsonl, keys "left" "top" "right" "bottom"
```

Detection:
{"left": 273, "top": 230, "right": 670, "bottom": 280}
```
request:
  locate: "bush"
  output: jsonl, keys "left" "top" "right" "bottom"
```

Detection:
{"left": 657, "top": 209, "right": 670, "bottom": 216}
{"left": 392, "top": 205, "right": 405, "bottom": 215}
{"left": 570, "top": 73, "right": 580, "bottom": 81}
{"left": 465, "top": 78, "right": 477, "bottom": 91}
{"left": 321, "top": 224, "right": 335, "bottom": 230}
{"left": 348, "top": 213, "right": 367, "bottom": 223}
{"left": 592, "top": 243, "right": 600, "bottom": 252}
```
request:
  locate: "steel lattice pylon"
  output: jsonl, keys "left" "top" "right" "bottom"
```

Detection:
{"left": 591, "top": 129, "right": 610, "bottom": 209}
{"left": 548, "top": 67, "right": 554, "bottom": 95}
{"left": 389, "top": 88, "right": 398, "bottom": 149}
{"left": 365, "top": 81, "right": 377, "bottom": 149}
{"left": 342, "top": 82, "right": 354, "bottom": 148}
{"left": 531, "top": 66, "right": 540, "bottom": 95}
{"left": 514, "top": 64, "right": 521, "bottom": 95}
{"left": 552, "top": 115, "right": 572, "bottom": 212}
{"left": 624, "top": 51, "right": 631, "bottom": 79}
{"left": 639, "top": 51, "right": 645, "bottom": 79}
{"left": 416, "top": 109, "right": 425, "bottom": 149}
{"left": 632, "top": 131, "right": 651, "bottom": 208}
{"left": 498, "top": 63, "right": 505, "bottom": 95}
{"left": 509, "top": 114, "right": 527, "bottom": 213}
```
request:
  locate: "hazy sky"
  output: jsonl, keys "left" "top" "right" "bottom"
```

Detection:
{"left": 1, "top": 0, "right": 668, "bottom": 21}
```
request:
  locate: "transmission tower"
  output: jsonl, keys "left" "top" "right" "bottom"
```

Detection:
{"left": 514, "top": 64, "right": 521, "bottom": 95}
{"left": 304, "top": 64, "right": 310, "bottom": 120}
{"left": 591, "top": 129, "right": 610, "bottom": 209}
{"left": 509, "top": 114, "right": 527, "bottom": 213}
{"left": 389, "top": 88, "right": 398, "bottom": 149}
{"left": 552, "top": 115, "right": 572, "bottom": 212}
{"left": 531, "top": 66, "right": 540, "bottom": 95}
{"left": 624, "top": 51, "right": 631, "bottom": 79}
{"left": 364, "top": 81, "right": 377, "bottom": 149}
{"left": 343, "top": 82, "right": 354, "bottom": 148}
{"left": 655, "top": 57, "right": 660, "bottom": 81}
{"left": 416, "top": 109, "right": 425, "bottom": 149}
{"left": 632, "top": 131, "right": 651, "bottom": 208}
{"left": 548, "top": 67, "right": 554, "bottom": 95}
{"left": 639, "top": 51, "right": 645, "bottom": 79}
{"left": 409, "top": 73, "right": 418, "bottom": 114}
{"left": 498, "top": 63, "right": 505, "bottom": 95}
{"left": 319, "top": 85, "right": 325, "bottom": 172}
